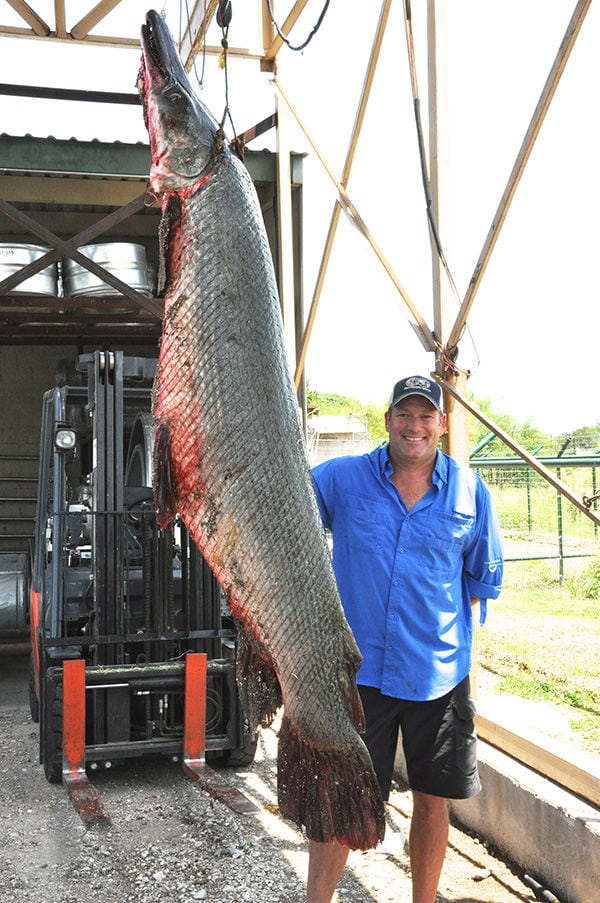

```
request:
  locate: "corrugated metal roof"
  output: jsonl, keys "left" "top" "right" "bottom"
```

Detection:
{"left": 0, "top": 133, "right": 303, "bottom": 346}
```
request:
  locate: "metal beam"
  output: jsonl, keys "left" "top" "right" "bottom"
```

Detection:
{"left": 0, "top": 192, "right": 155, "bottom": 293}
{"left": 0, "top": 82, "right": 140, "bottom": 105}
{"left": 0, "top": 198, "right": 163, "bottom": 317}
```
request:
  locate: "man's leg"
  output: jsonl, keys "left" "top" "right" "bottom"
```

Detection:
{"left": 306, "top": 840, "right": 349, "bottom": 903}
{"left": 409, "top": 790, "right": 449, "bottom": 903}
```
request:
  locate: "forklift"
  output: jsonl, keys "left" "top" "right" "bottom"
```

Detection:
{"left": 29, "top": 350, "right": 256, "bottom": 789}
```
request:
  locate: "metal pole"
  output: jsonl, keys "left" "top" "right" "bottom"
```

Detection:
{"left": 557, "top": 467, "right": 565, "bottom": 584}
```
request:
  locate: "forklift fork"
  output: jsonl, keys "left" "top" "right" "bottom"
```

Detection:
{"left": 62, "top": 658, "right": 110, "bottom": 829}
{"left": 61, "top": 653, "right": 257, "bottom": 828}
{"left": 183, "top": 652, "right": 258, "bottom": 815}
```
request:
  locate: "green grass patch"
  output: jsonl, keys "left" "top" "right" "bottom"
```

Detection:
{"left": 565, "top": 556, "right": 600, "bottom": 600}
{"left": 495, "top": 673, "right": 600, "bottom": 752}
{"left": 476, "top": 556, "right": 600, "bottom": 754}
{"left": 571, "top": 714, "right": 600, "bottom": 749}
{"left": 496, "top": 673, "right": 598, "bottom": 711}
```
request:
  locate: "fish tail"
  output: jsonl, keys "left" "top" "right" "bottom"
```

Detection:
{"left": 236, "top": 619, "right": 282, "bottom": 730}
{"left": 277, "top": 715, "right": 386, "bottom": 850}
{"left": 153, "top": 419, "right": 178, "bottom": 528}
{"left": 341, "top": 633, "right": 367, "bottom": 734}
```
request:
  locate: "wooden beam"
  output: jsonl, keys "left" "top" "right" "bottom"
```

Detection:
{"left": 70, "top": 0, "right": 123, "bottom": 41}
{"left": 179, "top": 0, "right": 219, "bottom": 70}
{"left": 54, "top": 0, "right": 66, "bottom": 39}
{"left": 425, "top": 1, "right": 470, "bottom": 463}
{"left": 0, "top": 198, "right": 163, "bottom": 318}
{"left": 294, "top": 0, "right": 393, "bottom": 389}
{"left": 5, "top": 0, "right": 50, "bottom": 35}
{"left": 259, "top": 0, "right": 274, "bottom": 71}
{"left": 446, "top": 0, "right": 592, "bottom": 355}
{"left": 438, "top": 376, "right": 600, "bottom": 527}
{"left": 262, "top": 0, "right": 313, "bottom": 63}
{"left": 273, "top": 76, "right": 436, "bottom": 353}
{"left": 476, "top": 714, "right": 600, "bottom": 810}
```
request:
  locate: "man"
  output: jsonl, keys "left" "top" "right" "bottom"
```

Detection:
{"left": 307, "top": 375, "right": 503, "bottom": 903}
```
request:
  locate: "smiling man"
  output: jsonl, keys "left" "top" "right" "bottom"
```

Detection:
{"left": 307, "top": 375, "right": 504, "bottom": 903}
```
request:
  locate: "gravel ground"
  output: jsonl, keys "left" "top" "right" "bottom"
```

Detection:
{"left": 0, "top": 650, "right": 539, "bottom": 903}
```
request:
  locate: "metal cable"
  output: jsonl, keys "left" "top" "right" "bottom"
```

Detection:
{"left": 265, "top": 0, "right": 331, "bottom": 52}
{"left": 402, "top": 0, "right": 478, "bottom": 373}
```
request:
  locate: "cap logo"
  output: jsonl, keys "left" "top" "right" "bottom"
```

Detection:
{"left": 389, "top": 374, "right": 443, "bottom": 411}
{"left": 405, "top": 376, "right": 432, "bottom": 392}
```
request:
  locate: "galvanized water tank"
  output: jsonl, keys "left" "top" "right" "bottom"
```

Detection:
{"left": 0, "top": 243, "right": 58, "bottom": 295}
{"left": 63, "top": 242, "right": 153, "bottom": 298}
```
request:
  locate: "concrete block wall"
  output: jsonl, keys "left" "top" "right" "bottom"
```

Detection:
{"left": 395, "top": 740, "right": 600, "bottom": 903}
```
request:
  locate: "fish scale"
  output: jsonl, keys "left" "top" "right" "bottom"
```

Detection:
{"left": 138, "top": 8, "right": 385, "bottom": 849}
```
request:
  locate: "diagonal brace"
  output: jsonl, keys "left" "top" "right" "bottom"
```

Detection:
{"left": 0, "top": 197, "right": 163, "bottom": 318}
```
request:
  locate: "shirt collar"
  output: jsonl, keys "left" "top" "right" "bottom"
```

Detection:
{"left": 379, "top": 444, "right": 447, "bottom": 487}
{"left": 432, "top": 449, "right": 448, "bottom": 488}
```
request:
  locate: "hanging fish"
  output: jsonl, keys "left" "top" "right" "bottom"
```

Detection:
{"left": 137, "top": 9, "right": 384, "bottom": 849}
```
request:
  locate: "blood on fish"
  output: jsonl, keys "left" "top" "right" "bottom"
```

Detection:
{"left": 138, "top": 8, "right": 385, "bottom": 851}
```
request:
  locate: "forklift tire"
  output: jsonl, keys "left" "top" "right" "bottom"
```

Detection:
{"left": 207, "top": 731, "right": 258, "bottom": 768}
{"left": 42, "top": 676, "right": 63, "bottom": 784}
{"left": 226, "top": 732, "right": 259, "bottom": 767}
{"left": 28, "top": 655, "right": 40, "bottom": 723}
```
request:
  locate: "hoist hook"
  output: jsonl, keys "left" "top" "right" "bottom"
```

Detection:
{"left": 217, "top": 1, "right": 232, "bottom": 29}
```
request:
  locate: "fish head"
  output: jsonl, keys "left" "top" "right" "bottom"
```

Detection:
{"left": 138, "top": 10, "right": 219, "bottom": 193}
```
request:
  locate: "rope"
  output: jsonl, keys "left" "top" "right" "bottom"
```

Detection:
{"left": 175, "top": 0, "right": 243, "bottom": 159}
{"left": 179, "top": 0, "right": 207, "bottom": 87}
{"left": 215, "top": 3, "right": 244, "bottom": 159}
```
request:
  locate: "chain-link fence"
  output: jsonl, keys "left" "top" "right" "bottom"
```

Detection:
{"left": 473, "top": 457, "right": 599, "bottom": 581}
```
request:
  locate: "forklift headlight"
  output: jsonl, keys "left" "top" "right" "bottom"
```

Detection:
{"left": 55, "top": 427, "right": 77, "bottom": 452}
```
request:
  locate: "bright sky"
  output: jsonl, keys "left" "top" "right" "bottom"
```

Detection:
{"left": 0, "top": 1, "right": 597, "bottom": 435}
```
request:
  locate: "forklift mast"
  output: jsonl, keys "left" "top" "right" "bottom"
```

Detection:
{"left": 30, "top": 351, "right": 255, "bottom": 784}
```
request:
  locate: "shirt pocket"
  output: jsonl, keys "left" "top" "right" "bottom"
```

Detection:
{"left": 417, "top": 511, "right": 475, "bottom": 575}
{"left": 337, "top": 493, "right": 390, "bottom": 552}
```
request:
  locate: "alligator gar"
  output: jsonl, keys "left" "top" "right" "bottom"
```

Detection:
{"left": 138, "top": 9, "right": 384, "bottom": 849}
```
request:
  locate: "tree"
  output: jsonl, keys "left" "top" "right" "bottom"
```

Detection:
{"left": 306, "top": 387, "right": 581, "bottom": 455}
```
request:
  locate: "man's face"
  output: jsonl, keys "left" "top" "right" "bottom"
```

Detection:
{"left": 385, "top": 395, "right": 446, "bottom": 464}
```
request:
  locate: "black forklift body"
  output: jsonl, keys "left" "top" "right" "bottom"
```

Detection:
{"left": 30, "top": 351, "right": 254, "bottom": 783}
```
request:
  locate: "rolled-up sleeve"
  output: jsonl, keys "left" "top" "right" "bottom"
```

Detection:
{"left": 464, "top": 482, "right": 504, "bottom": 622}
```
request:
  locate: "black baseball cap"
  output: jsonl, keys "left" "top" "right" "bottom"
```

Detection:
{"left": 388, "top": 375, "right": 443, "bottom": 412}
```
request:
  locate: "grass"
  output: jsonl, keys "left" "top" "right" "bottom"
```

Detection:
{"left": 475, "top": 556, "right": 600, "bottom": 754}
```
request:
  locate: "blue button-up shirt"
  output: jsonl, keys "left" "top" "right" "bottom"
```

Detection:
{"left": 312, "top": 445, "right": 503, "bottom": 701}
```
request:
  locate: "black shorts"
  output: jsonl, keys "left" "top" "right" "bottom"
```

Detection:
{"left": 358, "top": 676, "right": 481, "bottom": 801}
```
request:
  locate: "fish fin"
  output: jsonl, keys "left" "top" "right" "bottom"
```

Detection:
{"left": 341, "top": 630, "right": 367, "bottom": 733}
{"left": 157, "top": 194, "right": 181, "bottom": 294}
{"left": 277, "top": 715, "right": 386, "bottom": 851}
{"left": 235, "top": 618, "right": 282, "bottom": 730}
{"left": 152, "top": 419, "right": 178, "bottom": 528}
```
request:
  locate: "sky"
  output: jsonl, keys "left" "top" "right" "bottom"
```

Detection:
{"left": 0, "top": 1, "right": 598, "bottom": 435}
